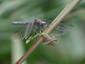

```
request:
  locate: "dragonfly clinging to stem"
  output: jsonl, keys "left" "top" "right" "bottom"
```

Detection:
{"left": 12, "top": 19, "right": 72, "bottom": 45}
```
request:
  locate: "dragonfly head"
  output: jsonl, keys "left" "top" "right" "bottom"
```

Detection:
{"left": 40, "top": 20, "right": 47, "bottom": 27}
{"left": 34, "top": 19, "right": 47, "bottom": 28}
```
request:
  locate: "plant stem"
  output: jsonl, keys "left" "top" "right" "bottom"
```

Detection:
{"left": 44, "top": 0, "right": 81, "bottom": 34}
{"left": 16, "top": 0, "right": 82, "bottom": 64}
{"left": 16, "top": 36, "right": 43, "bottom": 64}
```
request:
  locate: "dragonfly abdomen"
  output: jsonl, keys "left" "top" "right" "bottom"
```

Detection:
{"left": 12, "top": 21, "right": 32, "bottom": 25}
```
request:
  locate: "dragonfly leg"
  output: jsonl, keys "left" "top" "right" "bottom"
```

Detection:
{"left": 41, "top": 33, "right": 57, "bottom": 46}
{"left": 26, "top": 32, "right": 57, "bottom": 46}
{"left": 43, "top": 39, "right": 57, "bottom": 46}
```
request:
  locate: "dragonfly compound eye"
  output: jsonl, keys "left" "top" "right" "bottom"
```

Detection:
{"left": 39, "top": 21, "right": 47, "bottom": 28}
{"left": 34, "top": 19, "right": 47, "bottom": 28}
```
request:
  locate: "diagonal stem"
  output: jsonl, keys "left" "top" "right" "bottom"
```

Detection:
{"left": 44, "top": 0, "right": 81, "bottom": 34}
{"left": 16, "top": 0, "right": 82, "bottom": 64}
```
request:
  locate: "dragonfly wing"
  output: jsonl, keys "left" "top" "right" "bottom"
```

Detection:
{"left": 53, "top": 23, "right": 73, "bottom": 37}
{"left": 23, "top": 22, "right": 34, "bottom": 39}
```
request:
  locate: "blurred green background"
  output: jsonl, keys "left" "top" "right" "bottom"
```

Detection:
{"left": 0, "top": 0, "right": 85, "bottom": 64}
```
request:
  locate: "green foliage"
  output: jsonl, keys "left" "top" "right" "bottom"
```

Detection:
{"left": 0, "top": 0, "right": 85, "bottom": 64}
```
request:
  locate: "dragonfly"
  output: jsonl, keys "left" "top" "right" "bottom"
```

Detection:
{"left": 12, "top": 19, "right": 57, "bottom": 45}
{"left": 12, "top": 19, "right": 72, "bottom": 46}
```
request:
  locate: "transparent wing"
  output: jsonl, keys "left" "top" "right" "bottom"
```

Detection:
{"left": 53, "top": 23, "right": 73, "bottom": 37}
{"left": 23, "top": 22, "right": 34, "bottom": 39}
{"left": 12, "top": 21, "right": 34, "bottom": 39}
